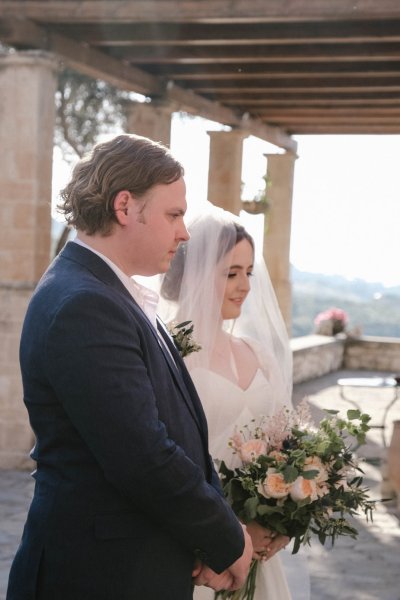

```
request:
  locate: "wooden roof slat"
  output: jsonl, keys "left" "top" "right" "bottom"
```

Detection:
{"left": 257, "top": 107, "right": 400, "bottom": 117}
{"left": 223, "top": 98, "right": 400, "bottom": 107}
{"left": 47, "top": 20, "right": 400, "bottom": 46}
{"left": 2, "top": 1, "right": 400, "bottom": 24}
{"left": 185, "top": 77, "right": 400, "bottom": 92}
{"left": 160, "top": 70, "right": 400, "bottom": 82}
{"left": 109, "top": 42, "right": 400, "bottom": 63}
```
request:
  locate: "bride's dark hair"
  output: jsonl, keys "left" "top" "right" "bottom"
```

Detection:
{"left": 161, "top": 222, "right": 254, "bottom": 302}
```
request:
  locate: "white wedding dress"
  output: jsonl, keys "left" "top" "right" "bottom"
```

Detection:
{"left": 189, "top": 340, "right": 309, "bottom": 600}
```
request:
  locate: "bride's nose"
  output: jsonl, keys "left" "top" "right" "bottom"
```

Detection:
{"left": 238, "top": 273, "right": 251, "bottom": 292}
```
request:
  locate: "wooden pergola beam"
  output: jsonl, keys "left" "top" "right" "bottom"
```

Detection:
{"left": 2, "top": 1, "right": 400, "bottom": 23}
{"left": 0, "top": 18, "right": 160, "bottom": 94}
{"left": 44, "top": 20, "right": 400, "bottom": 46}
{"left": 0, "top": 16, "right": 297, "bottom": 151}
{"left": 109, "top": 42, "right": 400, "bottom": 63}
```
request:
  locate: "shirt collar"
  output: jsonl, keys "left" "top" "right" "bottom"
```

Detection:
{"left": 72, "top": 238, "right": 159, "bottom": 329}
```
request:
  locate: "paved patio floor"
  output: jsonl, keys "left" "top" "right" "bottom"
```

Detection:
{"left": 1, "top": 369, "right": 399, "bottom": 599}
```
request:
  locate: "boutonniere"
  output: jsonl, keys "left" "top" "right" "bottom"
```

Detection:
{"left": 167, "top": 320, "right": 202, "bottom": 358}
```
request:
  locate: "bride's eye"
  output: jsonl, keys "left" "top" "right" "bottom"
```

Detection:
{"left": 227, "top": 272, "right": 236, "bottom": 279}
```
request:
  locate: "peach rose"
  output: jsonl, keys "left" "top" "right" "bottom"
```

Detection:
{"left": 304, "top": 456, "right": 329, "bottom": 484}
{"left": 258, "top": 468, "right": 290, "bottom": 499}
{"left": 290, "top": 476, "right": 318, "bottom": 502}
{"left": 269, "top": 450, "right": 286, "bottom": 463}
{"left": 239, "top": 439, "right": 267, "bottom": 464}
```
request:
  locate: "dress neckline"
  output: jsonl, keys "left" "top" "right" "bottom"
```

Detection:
{"left": 192, "top": 367, "right": 266, "bottom": 393}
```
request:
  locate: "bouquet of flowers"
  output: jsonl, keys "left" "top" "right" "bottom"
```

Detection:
{"left": 167, "top": 320, "right": 202, "bottom": 357}
{"left": 216, "top": 401, "right": 375, "bottom": 600}
{"left": 314, "top": 307, "right": 349, "bottom": 336}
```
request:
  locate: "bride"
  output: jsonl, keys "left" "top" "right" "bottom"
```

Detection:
{"left": 158, "top": 204, "right": 309, "bottom": 599}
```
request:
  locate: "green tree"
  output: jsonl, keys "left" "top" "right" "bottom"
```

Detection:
{"left": 53, "top": 68, "right": 135, "bottom": 254}
{"left": 55, "top": 68, "right": 131, "bottom": 162}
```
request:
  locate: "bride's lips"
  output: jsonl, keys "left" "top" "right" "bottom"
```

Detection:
{"left": 230, "top": 297, "right": 245, "bottom": 305}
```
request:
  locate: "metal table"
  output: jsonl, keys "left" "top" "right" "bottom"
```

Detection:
{"left": 337, "top": 376, "right": 399, "bottom": 447}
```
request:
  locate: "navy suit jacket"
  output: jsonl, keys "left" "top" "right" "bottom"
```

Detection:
{"left": 7, "top": 242, "right": 244, "bottom": 600}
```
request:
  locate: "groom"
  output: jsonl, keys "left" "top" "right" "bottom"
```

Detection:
{"left": 7, "top": 134, "right": 252, "bottom": 599}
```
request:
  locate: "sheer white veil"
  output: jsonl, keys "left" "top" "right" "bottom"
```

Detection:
{"left": 158, "top": 202, "right": 293, "bottom": 406}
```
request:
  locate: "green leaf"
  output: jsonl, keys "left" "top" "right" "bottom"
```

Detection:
{"left": 176, "top": 320, "right": 192, "bottom": 328}
{"left": 243, "top": 496, "right": 259, "bottom": 521}
{"left": 283, "top": 465, "right": 299, "bottom": 483}
{"left": 347, "top": 409, "right": 361, "bottom": 420}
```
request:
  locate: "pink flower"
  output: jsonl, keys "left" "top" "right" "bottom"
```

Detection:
{"left": 258, "top": 469, "right": 290, "bottom": 499}
{"left": 230, "top": 431, "right": 245, "bottom": 452}
{"left": 314, "top": 307, "right": 348, "bottom": 325}
{"left": 239, "top": 439, "right": 267, "bottom": 464}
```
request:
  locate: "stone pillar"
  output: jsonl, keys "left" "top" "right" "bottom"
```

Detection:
{"left": 0, "top": 51, "right": 58, "bottom": 467}
{"left": 263, "top": 151, "right": 297, "bottom": 335}
{"left": 207, "top": 130, "right": 247, "bottom": 215}
{"left": 126, "top": 101, "right": 173, "bottom": 147}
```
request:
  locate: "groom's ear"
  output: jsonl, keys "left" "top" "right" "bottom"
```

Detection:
{"left": 113, "top": 190, "right": 131, "bottom": 222}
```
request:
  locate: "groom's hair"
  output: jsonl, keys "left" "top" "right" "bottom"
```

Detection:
{"left": 58, "top": 134, "right": 184, "bottom": 235}
{"left": 161, "top": 222, "right": 254, "bottom": 302}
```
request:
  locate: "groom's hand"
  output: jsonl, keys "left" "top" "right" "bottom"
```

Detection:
{"left": 224, "top": 523, "right": 253, "bottom": 591}
{"left": 193, "top": 564, "right": 234, "bottom": 591}
{"left": 193, "top": 524, "right": 253, "bottom": 592}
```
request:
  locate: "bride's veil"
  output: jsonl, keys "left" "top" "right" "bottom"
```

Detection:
{"left": 157, "top": 202, "right": 293, "bottom": 407}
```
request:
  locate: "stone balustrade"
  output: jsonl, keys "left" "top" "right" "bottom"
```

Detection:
{"left": 344, "top": 336, "right": 400, "bottom": 373}
{"left": 291, "top": 334, "right": 400, "bottom": 384}
{"left": 291, "top": 335, "right": 345, "bottom": 384}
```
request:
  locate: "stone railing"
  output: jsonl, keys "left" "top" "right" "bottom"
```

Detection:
{"left": 344, "top": 336, "right": 400, "bottom": 373}
{"left": 291, "top": 334, "right": 400, "bottom": 384}
{"left": 291, "top": 335, "right": 346, "bottom": 384}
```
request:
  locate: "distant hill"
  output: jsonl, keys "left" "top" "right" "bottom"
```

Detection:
{"left": 291, "top": 266, "right": 400, "bottom": 338}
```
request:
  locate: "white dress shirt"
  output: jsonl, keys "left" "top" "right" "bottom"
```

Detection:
{"left": 72, "top": 238, "right": 159, "bottom": 329}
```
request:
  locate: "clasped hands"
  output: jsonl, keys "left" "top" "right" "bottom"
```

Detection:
{"left": 192, "top": 522, "right": 289, "bottom": 592}
{"left": 192, "top": 524, "right": 253, "bottom": 592}
{"left": 245, "top": 521, "right": 290, "bottom": 561}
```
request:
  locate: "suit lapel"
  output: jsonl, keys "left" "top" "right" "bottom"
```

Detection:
{"left": 60, "top": 243, "right": 206, "bottom": 434}
{"left": 156, "top": 321, "right": 206, "bottom": 432}
{"left": 156, "top": 321, "right": 209, "bottom": 438}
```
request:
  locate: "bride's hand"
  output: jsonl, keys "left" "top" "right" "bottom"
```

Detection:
{"left": 260, "top": 533, "right": 290, "bottom": 560}
{"left": 245, "top": 521, "right": 289, "bottom": 560}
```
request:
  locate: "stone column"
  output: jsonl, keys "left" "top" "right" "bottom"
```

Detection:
{"left": 263, "top": 151, "right": 297, "bottom": 335}
{"left": 126, "top": 101, "right": 174, "bottom": 147}
{"left": 0, "top": 51, "right": 58, "bottom": 467}
{"left": 207, "top": 130, "right": 247, "bottom": 215}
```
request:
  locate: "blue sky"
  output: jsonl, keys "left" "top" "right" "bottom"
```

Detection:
{"left": 52, "top": 115, "right": 400, "bottom": 287}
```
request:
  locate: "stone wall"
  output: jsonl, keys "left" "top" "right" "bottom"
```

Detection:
{"left": 291, "top": 334, "right": 400, "bottom": 385}
{"left": 291, "top": 335, "right": 346, "bottom": 384}
{"left": 344, "top": 336, "right": 400, "bottom": 373}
